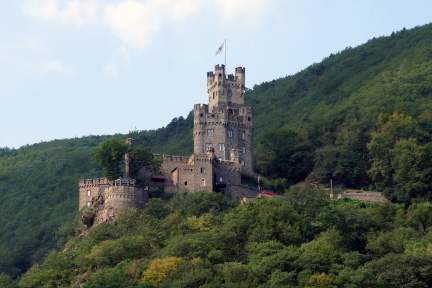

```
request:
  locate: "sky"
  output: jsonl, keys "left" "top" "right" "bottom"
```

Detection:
{"left": 1, "top": 0, "right": 432, "bottom": 148}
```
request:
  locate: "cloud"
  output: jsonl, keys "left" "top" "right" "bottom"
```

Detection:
{"left": 102, "top": 45, "right": 130, "bottom": 75}
{"left": 103, "top": 0, "right": 203, "bottom": 48}
{"left": 104, "top": 0, "right": 161, "bottom": 48}
{"left": 21, "top": 0, "right": 99, "bottom": 26}
{"left": 21, "top": 0, "right": 270, "bottom": 49}
{"left": 40, "top": 61, "right": 73, "bottom": 74}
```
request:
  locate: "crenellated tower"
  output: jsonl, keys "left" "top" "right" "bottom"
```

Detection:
{"left": 194, "top": 65, "right": 254, "bottom": 174}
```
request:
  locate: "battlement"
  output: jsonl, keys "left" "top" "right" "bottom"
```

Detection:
{"left": 154, "top": 154, "right": 190, "bottom": 163}
{"left": 79, "top": 178, "right": 110, "bottom": 188}
{"left": 104, "top": 186, "right": 145, "bottom": 210}
{"left": 217, "top": 159, "right": 241, "bottom": 171}
{"left": 207, "top": 65, "right": 245, "bottom": 87}
{"left": 194, "top": 103, "right": 209, "bottom": 111}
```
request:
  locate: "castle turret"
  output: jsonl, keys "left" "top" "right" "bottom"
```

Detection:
{"left": 195, "top": 65, "right": 254, "bottom": 174}
{"left": 207, "top": 64, "right": 245, "bottom": 112}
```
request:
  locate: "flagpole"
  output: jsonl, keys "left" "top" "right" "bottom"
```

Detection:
{"left": 224, "top": 39, "right": 227, "bottom": 74}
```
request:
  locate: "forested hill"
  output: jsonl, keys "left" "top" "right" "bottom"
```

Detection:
{"left": 2, "top": 22, "right": 432, "bottom": 278}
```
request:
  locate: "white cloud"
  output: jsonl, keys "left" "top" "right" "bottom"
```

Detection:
{"left": 102, "top": 45, "right": 130, "bottom": 75}
{"left": 21, "top": 0, "right": 270, "bottom": 49}
{"left": 40, "top": 61, "right": 73, "bottom": 74}
{"left": 21, "top": 0, "right": 100, "bottom": 26}
{"left": 104, "top": 0, "right": 166, "bottom": 49}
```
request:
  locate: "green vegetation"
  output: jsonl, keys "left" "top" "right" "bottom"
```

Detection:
{"left": 2, "top": 22, "right": 432, "bottom": 280}
{"left": 10, "top": 190, "right": 432, "bottom": 287}
{"left": 91, "top": 139, "right": 161, "bottom": 180}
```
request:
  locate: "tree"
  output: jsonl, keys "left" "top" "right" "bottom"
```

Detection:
{"left": 92, "top": 138, "right": 129, "bottom": 180}
{"left": 367, "top": 113, "right": 431, "bottom": 201}
{"left": 128, "top": 145, "right": 161, "bottom": 178}
{"left": 304, "top": 273, "right": 337, "bottom": 288}
{"left": 256, "top": 130, "right": 313, "bottom": 183}
{"left": 142, "top": 257, "right": 185, "bottom": 286}
{"left": 92, "top": 138, "right": 159, "bottom": 181}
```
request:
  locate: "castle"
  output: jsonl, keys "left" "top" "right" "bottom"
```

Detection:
{"left": 79, "top": 65, "right": 260, "bottom": 221}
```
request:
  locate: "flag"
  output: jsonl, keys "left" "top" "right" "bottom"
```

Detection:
{"left": 215, "top": 42, "right": 225, "bottom": 57}
{"left": 257, "top": 175, "right": 261, "bottom": 190}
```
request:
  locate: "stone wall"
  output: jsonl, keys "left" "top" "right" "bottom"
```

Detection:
{"left": 225, "top": 184, "right": 261, "bottom": 202}
{"left": 104, "top": 185, "right": 146, "bottom": 210}
{"left": 332, "top": 190, "right": 389, "bottom": 203}
{"left": 78, "top": 178, "right": 110, "bottom": 210}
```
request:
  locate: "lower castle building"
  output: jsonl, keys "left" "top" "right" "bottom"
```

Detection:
{"left": 79, "top": 65, "right": 260, "bottom": 221}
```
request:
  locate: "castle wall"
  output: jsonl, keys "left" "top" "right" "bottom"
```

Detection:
{"left": 333, "top": 190, "right": 389, "bottom": 203}
{"left": 138, "top": 152, "right": 217, "bottom": 194}
{"left": 78, "top": 64, "right": 256, "bottom": 219}
{"left": 193, "top": 106, "right": 254, "bottom": 174}
{"left": 104, "top": 185, "right": 146, "bottom": 209}
{"left": 78, "top": 178, "right": 110, "bottom": 210}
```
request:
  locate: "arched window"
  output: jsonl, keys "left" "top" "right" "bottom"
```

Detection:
{"left": 201, "top": 179, "right": 205, "bottom": 186}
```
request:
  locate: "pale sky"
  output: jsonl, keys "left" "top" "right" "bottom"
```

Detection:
{"left": 1, "top": 0, "right": 432, "bottom": 148}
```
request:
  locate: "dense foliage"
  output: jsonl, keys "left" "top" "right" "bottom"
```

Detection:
{"left": 2, "top": 22, "right": 432, "bottom": 279}
{"left": 0, "top": 115, "right": 193, "bottom": 277}
{"left": 8, "top": 190, "right": 432, "bottom": 288}
{"left": 249, "top": 23, "right": 432, "bottom": 199}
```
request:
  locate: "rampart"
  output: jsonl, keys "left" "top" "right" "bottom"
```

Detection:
{"left": 332, "top": 190, "right": 389, "bottom": 203}
{"left": 104, "top": 186, "right": 146, "bottom": 210}
{"left": 78, "top": 178, "right": 110, "bottom": 210}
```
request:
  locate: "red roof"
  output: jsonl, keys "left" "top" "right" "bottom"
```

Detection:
{"left": 262, "top": 190, "right": 277, "bottom": 196}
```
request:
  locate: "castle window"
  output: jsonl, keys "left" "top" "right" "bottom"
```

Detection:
{"left": 240, "top": 159, "right": 245, "bottom": 166}
{"left": 86, "top": 201, "right": 91, "bottom": 207}
{"left": 227, "top": 130, "right": 233, "bottom": 138}
{"left": 87, "top": 190, "right": 91, "bottom": 197}
{"left": 218, "top": 143, "right": 225, "bottom": 151}
{"left": 207, "top": 129, "right": 214, "bottom": 137}
{"left": 248, "top": 117, "right": 251, "bottom": 121}
{"left": 242, "top": 146, "right": 246, "bottom": 153}
{"left": 201, "top": 167, "right": 206, "bottom": 174}
{"left": 200, "top": 113, "right": 203, "bottom": 117}
{"left": 206, "top": 143, "right": 213, "bottom": 149}
{"left": 184, "top": 181, "right": 188, "bottom": 186}
{"left": 242, "top": 131, "right": 245, "bottom": 139}
{"left": 201, "top": 179, "right": 205, "bottom": 186}
{"left": 227, "top": 90, "right": 232, "bottom": 97}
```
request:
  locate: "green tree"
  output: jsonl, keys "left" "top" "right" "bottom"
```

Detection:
{"left": 256, "top": 130, "right": 313, "bottom": 183}
{"left": 367, "top": 113, "right": 431, "bottom": 201}
{"left": 92, "top": 138, "right": 130, "bottom": 180}
{"left": 128, "top": 145, "right": 161, "bottom": 178}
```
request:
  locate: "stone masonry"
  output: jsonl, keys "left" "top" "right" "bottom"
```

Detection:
{"left": 78, "top": 65, "right": 260, "bottom": 219}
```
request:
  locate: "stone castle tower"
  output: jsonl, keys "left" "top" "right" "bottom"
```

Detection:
{"left": 79, "top": 65, "right": 259, "bottom": 218}
{"left": 194, "top": 65, "right": 254, "bottom": 174}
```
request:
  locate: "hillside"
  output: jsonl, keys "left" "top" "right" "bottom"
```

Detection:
{"left": 2, "top": 22, "right": 432, "bottom": 278}
{"left": 8, "top": 190, "right": 432, "bottom": 288}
